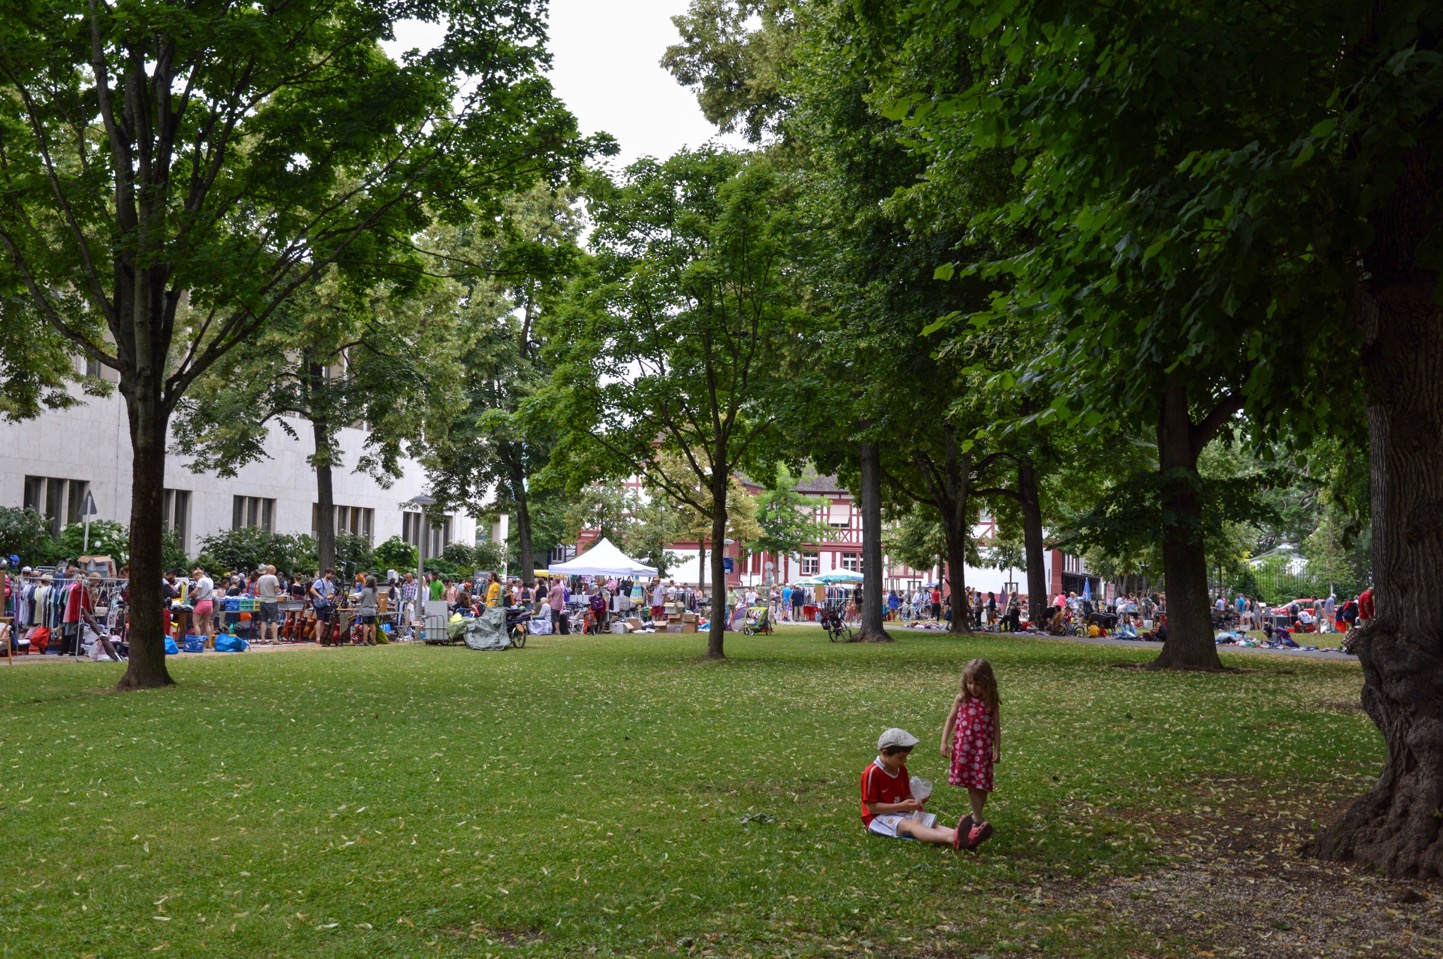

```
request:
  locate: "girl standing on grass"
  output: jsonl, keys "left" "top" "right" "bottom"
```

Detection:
{"left": 941, "top": 658, "right": 1001, "bottom": 850}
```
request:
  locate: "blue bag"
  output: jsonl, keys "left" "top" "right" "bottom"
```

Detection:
{"left": 164, "top": 637, "right": 179, "bottom": 655}
{"left": 214, "top": 635, "right": 249, "bottom": 653}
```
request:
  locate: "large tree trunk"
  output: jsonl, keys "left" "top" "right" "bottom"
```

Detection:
{"left": 942, "top": 429, "right": 972, "bottom": 634}
{"left": 116, "top": 386, "right": 175, "bottom": 690}
{"left": 1150, "top": 375, "right": 1223, "bottom": 671}
{"left": 856, "top": 441, "right": 893, "bottom": 642}
{"left": 510, "top": 456, "right": 535, "bottom": 578}
{"left": 1306, "top": 160, "right": 1443, "bottom": 877}
{"left": 942, "top": 508, "right": 970, "bottom": 633}
{"left": 307, "top": 361, "right": 337, "bottom": 574}
{"left": 705, "top": 477, "right": 728, "bottom": 660}
{"left": 1019, "top": 454, "right": 1048, "bottom": 620}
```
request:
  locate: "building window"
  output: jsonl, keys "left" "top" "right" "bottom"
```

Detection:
{"left": 827, "top": 504, "right": 851, "bottom": 528}
{"left": 403, "top": 511, "right": 452, "bottom": 557}
{"left": 24, "top": 475, "right": 91, "bottom": 537}
{"left": 841, "top": 553, "right": 862, "bottom": 572}
{"left": 312, "top": 504, "right": 374, "bottom": 543}
{"left": 162, "top": 489, "right": 191, "bottom": 554}
{"left": 232, "top": 495, "right": 275, "bottom": 532}
{"left": 800, "top": 552, "right": 819, "bottom": 576}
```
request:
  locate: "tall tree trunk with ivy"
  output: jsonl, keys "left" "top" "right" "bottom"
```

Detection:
{"left": 510, "top": 453, "right": 535, "bottom": 578}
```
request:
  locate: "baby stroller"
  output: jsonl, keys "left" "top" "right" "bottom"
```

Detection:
{"left": 742, "top": 604, "right": 773, "bottom": 636}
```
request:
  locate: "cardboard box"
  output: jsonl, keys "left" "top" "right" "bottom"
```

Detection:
{"left": 682, "top": 612, "right": 698, "bottom": 623}
{"left": 626, "top": 617, "right": 644, "bottom": 630}
{"left": 681, "top": 622, "right": 698, "bottom": 633}
{"left": 667, "top": 624, "right": 684, "bottom": 633}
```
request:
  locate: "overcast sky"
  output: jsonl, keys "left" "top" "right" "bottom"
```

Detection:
{"left": 547, "top": 0, "right": 746, "bottom": 167}
{"left": 392, "top": 1, "right": 744, "bottom": 170}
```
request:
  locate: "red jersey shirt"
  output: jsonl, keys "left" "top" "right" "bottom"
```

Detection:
{"left": 860, "top": 759, "right": 912, "bottom": 827}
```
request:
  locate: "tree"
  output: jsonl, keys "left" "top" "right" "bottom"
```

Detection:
{"left": 662, "top": 0, "right": 797, "bottom": 144}
{"left": 882, "top": 0, "right": 1442, "bottom": 874}
{"left": 560, "top": 485, "right": 634, "bottom": 550}
{"left": 423, "top": 185, "right": 586, "bottom": 578}
{"left": 620, "top": 495, "right": 686, "bottom": 579}
{"left": 674, "top": 473, "right": 763, "bottom": 592}
{"left": 772, "top": 0, "right": 1013, "bottom": 638}
{"left": 174, "top": 267, "right": 462, "bottom": 573}
{"left": 751, "top": 466, "right": 832, "bottom": 565}
{"left": 0, "top": 0, "right": 582, "bottom": 689}
{"left": 546, "top": 149, "right": 802, "bottom": 659}
{"left": 883, "top": 505, "right": 948, "bottom": 577}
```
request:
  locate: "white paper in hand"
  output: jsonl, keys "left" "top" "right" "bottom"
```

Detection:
{"left": 907, "top": 776, "right": 936, "bottom": 827}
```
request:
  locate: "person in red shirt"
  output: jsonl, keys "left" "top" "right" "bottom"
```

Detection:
{"left": 861, "top": 728, "right": 968, "bottom": 849}
{"left": 1358, "top": 586, "right": 1375, "bottom": 623}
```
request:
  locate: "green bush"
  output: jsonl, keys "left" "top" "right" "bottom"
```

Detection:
{"left": 55, "top": 520, "right": 130, "bottom": 566}
{"left": 195, "top": 528, "right": 316, "bottom": 579}
{"left": 161, "top": 525, "right": 190, "bottom": 573}
{"left": 0, "top": 506, "right": 61, "bottom": 568}
{"left": 373, "top": 535, "right": 418, "bottom": 576}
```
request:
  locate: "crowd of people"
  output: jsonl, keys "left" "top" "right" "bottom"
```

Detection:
{"left": 3, "top": 552, "right": 1377, "bottom": 660}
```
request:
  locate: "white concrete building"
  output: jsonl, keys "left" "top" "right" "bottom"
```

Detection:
{"left": 0, "top": 364, "right": 486, "bottom": 562}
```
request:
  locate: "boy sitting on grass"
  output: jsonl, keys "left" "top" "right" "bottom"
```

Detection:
{"left": 861, "top": 728, "right": 968, "bottom": 849}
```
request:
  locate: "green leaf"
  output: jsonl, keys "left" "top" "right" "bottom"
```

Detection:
{"left": 879, "top": 98, "right": 912, "bottom": 122}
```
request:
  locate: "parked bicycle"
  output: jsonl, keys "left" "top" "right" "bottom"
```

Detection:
{"left": 819, "top": 606, "right": 852, "bottom": 643}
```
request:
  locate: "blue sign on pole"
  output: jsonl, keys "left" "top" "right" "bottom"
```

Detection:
{"left": 722, "top": 557, "right": 734, "bottom": 573}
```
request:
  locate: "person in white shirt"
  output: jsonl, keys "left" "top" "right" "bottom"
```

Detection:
{"left": 255, "top": 565, "right": 282, "bottom": 644}
{"left": 191, "top": 567, "right": 216, "bottom": 642}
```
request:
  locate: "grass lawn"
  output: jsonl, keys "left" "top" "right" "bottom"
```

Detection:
{"left": 1, "top": 629, "right": 1381, "bottom": 958}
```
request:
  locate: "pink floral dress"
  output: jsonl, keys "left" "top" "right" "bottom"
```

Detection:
{"left": 948, "top": 696, "right": 997, "bottom": 792}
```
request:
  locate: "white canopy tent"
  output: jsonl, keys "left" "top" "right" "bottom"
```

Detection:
{"left": 546, "top": 537, "right": 658, "bottom": 578}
